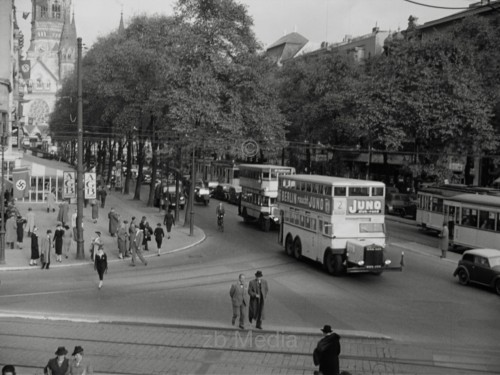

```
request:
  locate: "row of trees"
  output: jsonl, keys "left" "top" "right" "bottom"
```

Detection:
{"left": 50, "top": 0, "right": 500, "bottom": 198}
{"left": 50, "top": 0, "right": 287, "bottom": 207}
{"left": 276, "top": 16, "right": 500, "bottom": 183}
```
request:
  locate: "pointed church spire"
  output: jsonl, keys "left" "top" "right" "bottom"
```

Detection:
{"left": 118, "top": 10, "right": 125, "bottom": 34}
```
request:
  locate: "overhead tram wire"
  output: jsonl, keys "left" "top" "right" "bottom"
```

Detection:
{"left": 402, "top": 0, "right": 471, "bottom": 10}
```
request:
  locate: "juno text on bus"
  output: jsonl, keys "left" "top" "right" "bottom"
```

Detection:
{"left": 417, "top": 185, "right": 500, "bottom": 250}
{"left": 239, "top": 164, "right": 296, "bottom": 231}
{"left": 278, "top": 175, "right": 403, "bottom": 276}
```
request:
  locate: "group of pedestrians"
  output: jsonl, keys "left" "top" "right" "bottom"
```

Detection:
{"left": 229, "top": 270, "right": 345, "bottom": 375}
{"left": 229, "top": 270, "right": 269, "bottom": 330}
{"left": 1, "top": 345, "right": 93, "bottom": 375}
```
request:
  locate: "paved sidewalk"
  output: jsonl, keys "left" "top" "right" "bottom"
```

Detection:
{"left": 0, "top": 156, "right": 205, "bottom": 271}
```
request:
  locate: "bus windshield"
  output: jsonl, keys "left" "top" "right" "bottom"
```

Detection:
{"left": 359, "top": 223, "right": 385, "bottom": 233}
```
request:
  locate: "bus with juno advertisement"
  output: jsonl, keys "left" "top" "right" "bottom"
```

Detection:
{"left": 239, "top": 164, "right": 296, "bottom": 231}
{"left": 278, "top": 175, "right": 403, "bottom": 275}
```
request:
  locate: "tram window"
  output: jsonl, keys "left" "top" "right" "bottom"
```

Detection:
{"left": 349, "top": 187, "right": 369, "bottom": 196}
{"left": 461, "top": 208, "right": 478, "bottom": 227}
{"left": 431, "top": 198, "right": 443, "bottom": 213}
{"left": 334, "top": 187, "right": 345, "bottom": 196}
{"left": 479, "top": 211, "right": 495, "bottom": 230}
{"left": 372, "top": 187, "right": 384, "bottom": 197}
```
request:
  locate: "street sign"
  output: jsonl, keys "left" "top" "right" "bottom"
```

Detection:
{"left": 84, "top": 172, "right": 96, "bottom": 199}
{"left": 63, "top": 171, "right": 76, "bottom": 198}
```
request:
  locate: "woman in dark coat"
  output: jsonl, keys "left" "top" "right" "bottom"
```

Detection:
{"left": 53, "top": 222, "right": 65, "bottom": 263}
{"left": 163, "top": 210, "right": 175, "bottom": 239}
{"left": 16, "top": 215, "right": 27, "bottom": 249}
{"left": 44, "top": 346, "right": 69, "bottom": 375}
{"left": 29, "top": 226, "right": 39, "bottom": 266}
{"left": 94, "top": 245, "right": 108, "bottom": 289}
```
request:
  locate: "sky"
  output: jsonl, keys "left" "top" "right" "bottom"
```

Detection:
{"left": 15, "top": 0, "right": 477, "bottom": 50}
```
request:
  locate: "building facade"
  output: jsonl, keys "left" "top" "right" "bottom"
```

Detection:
{"left": 20, "top": 0, "right": 76, "bottom": 148}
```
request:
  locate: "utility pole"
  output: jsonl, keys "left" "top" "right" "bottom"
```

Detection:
{"left": 76, "top": 37, "right": 84, "bottom": 259}
{"left": 189, "top": 147, "right": 195, "bottom": 236}
{"left": 0, "top": 121, "right": 5, "bottom": 265}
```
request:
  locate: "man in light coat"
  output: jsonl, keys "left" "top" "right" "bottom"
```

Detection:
{"left": 131, "top": 227, "right": 147, "bottom": 266}
{"left": 229, "top": 274, "right": 247, "bottom": 329}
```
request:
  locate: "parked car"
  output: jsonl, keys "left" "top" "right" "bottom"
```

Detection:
{"left": 385, "top": 192, "right": 415, "bottom": 218}
{"left": 194, "top": 180, "right": 210, "bottom": 206}
{"left": 228, "top": 185, "right": 242, "bottom": 205}
{"left": 207, "top": 181, "right": 219, "bottom": 197}
{"left": 212, "top": 184, "right": 231, "bottom": 201}
{"left": 453, "top": 249, "right": 500, "bottom": 295}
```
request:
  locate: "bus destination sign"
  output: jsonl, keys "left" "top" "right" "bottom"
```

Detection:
{"left": 347, "top": 199, "right": 383, "bottom": 215}
{"left": 280, "top": 190, "right": 332, "bottom": 214}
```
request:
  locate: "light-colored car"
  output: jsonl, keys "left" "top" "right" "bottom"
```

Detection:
{"left": 453, "top": 248, "right": 500, "bottom": 295}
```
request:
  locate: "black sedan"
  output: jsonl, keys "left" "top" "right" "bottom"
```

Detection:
{"left": 453, "top": 249, "right": 500, "bottom": 295}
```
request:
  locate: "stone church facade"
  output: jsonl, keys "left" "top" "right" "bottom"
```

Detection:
{"left": 21, "top": 0, "right": 76, "bottom": 145}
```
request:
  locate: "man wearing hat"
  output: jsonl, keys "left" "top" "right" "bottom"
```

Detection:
{"left": 117, "top": 220, "right": 129, "bottom": 259}
{"left": 248, "top": 270, "right": 269, "bottom": 329}
{"left": 44, "top": 346, "right": 69, "bottom": 375}
{"left": 68, "top": 346, "right": 93, "bottom": 374}
{"left": 313, "top": 325, "right": 341, "bottom": 375}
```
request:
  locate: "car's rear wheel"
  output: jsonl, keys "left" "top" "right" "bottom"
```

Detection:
{"left": 495, "top": 279, "right": 500, "bottom": 296}
{"left": 458, "top": 269, "right": 469, "bottom": 285}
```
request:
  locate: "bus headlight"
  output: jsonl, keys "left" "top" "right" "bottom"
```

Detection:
{"left": 385, "top": 260, "right": 392, "bottom": 265}
{"left": 357, "top": 261, "right": 364, "bottom": 266}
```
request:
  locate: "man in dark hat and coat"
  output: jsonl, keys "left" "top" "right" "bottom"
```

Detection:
{"left": 44, "top": 346, "right": 69, "bottom": 375}
{"left": 248, "top": 270, "right": 269, "bottom": 329}
{"left": 313, "top": 325, "right": 341, "bottom": 375}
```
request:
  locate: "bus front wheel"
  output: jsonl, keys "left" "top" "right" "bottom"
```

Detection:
{"left": 293, "top": 238, "right": 302, "bottom": 260}
{"left": 325, "top": 251, "right": 343, "bottom": 276}
{"left": 285, "top": 234, "right": 294, "bottom": 256}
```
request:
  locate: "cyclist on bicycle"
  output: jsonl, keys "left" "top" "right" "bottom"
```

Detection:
{"left": 216, "top": 202, "right": 225, "bottom": 230}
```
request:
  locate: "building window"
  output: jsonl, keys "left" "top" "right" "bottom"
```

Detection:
{"left": 52, "top": 1, "right": 61, "bottom": 18}
{"left": 40, "top": 5, "right": 48, "bottom": 18}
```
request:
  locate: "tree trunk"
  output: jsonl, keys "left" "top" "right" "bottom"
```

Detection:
{"left": 124, "top": 134, "right": 132, "bottom": 195}
{"left": 107, "top": 139, "right": 114, "bottom": 186}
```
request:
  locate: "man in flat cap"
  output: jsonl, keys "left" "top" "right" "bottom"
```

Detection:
{"left": 248, "top": 270, "right": 269, "bottom": 329}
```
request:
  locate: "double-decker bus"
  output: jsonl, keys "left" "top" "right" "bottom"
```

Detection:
{"left": 210, "top": 160, "right": 240, "bottom": 186}
{"left": 278, "top": 175, "right": 403, "bottom": 275}
{"left": 239, "top": 164, "right": 295, "bottom": 231}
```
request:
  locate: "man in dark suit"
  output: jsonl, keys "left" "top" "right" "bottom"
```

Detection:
{"left": 248, "top": 270, "right": 269, "bottom": 329}
{"left": 131, "top": 228, "right": 148, "bottom": 266}
{"left": 313, "top": 324, "right": 341, "bottom": 375}
{"left": 230, "top": 274, "right": 247, "bottom": 329}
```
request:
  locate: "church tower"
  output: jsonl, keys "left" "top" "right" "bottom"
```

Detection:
{"left": 23, "top": 0, "right": 76, "bottom": 129}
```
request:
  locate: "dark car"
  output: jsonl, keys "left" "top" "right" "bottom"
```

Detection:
{"left": 453, "top": 249, "right": 500, "bottom": 295}
{"left": 228, "top": 186, "right": 242, "bottom": 205}
{"left": 212, "top": 184, "right": 231, "bottom": 201}
{"left": 385, "top": 192, "right": 415, "bottom": 218}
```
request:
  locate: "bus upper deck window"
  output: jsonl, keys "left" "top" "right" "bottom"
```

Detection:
{"left": 372, "top": 187, "right": 384, "bottom": 197}
{"left": 262, "top": 172, "right": 270, "bottom": 179}
{"left": 349, "top": 187, "right": 369, "bottom": 196}
{"left": 333, "top": 187, "right": 345, "bottom": 196}
{"left": 306, "top": 183, "right": 312, "bottom": 192}
{"left": 324, "top": 186, "right": 332, "bottom": 196}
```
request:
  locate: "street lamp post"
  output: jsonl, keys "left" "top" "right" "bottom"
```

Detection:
{"left": 189, "top": 147, "right": 195, "bottom": 236}
{"left": 76, "top": 37, "right": 84, "bottom": 259}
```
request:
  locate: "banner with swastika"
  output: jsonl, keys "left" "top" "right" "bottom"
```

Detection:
{"left": 13, "top": 167, "right": 30, "bottom": 199}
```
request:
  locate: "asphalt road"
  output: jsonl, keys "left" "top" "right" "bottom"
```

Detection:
{"left": 0, "top": 200, "right": 499, "bottom": 369}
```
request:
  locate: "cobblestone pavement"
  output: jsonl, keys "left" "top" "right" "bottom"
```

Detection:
{"left": 1, "top": 317, "right": 498, "bottom": 375}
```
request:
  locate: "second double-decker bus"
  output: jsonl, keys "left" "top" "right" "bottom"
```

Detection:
{"left": 278, "top": 175, "right": 403, "bottom": 276}
{"left": 239, "top": 164, "right": 295, "bottom": 231}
